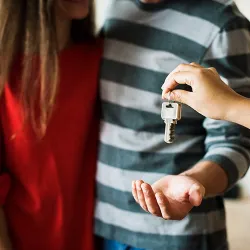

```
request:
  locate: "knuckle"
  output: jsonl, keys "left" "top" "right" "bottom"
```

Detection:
{"left": 179, "top": 63, "right": 187, "bottom": 69}
{"left": 137, "top": 192, "right": 144, "bottom": 201}
{"left": 143, "top": 188, "right": 151, "bottom": 196}
{"left": 138, "top": 193, "right": 144, "bottom": 199}
{"left": 209, "top": 67, "right": 218, "bottom": 74}
{"left": 157, "top": 199, "right": 165, "bottom": 206}
{"left": 196, "top": 68, "right": 204, "bottom": 76}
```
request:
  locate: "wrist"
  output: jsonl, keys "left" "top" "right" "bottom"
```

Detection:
{"left": 224, "top": 94, "right": 247, "bottom": 123}
{"left": 180, "top": 161, "right": 228, "bottom": 197}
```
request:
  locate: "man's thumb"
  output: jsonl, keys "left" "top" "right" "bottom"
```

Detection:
{"left": 188, "top": 183, "right": 205, "bottom": 207}
{"left": 167, "top": 90, "right": 190, "bottom": 104}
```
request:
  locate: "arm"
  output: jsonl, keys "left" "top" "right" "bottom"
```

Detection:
{"left": 163, "top": 17, "right": 250, "bottom": 192}
{"left": 228, "top": 96, "right": 250, "bottom": 129}
{"left": 132, "top": 17, "right": 250, "bottom": 220}
{"left": 199, "top": 17, "right": 250, "bottom": 191}
{"left": 181, "top": 161, "right": 227, "bottom": 197}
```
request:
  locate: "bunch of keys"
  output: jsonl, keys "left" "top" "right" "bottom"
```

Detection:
{"left": 161, "top": 101, "right": 182, "bottom": 143}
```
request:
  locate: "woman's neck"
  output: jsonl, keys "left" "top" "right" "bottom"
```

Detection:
{"left": 56, "top": 16, "right": 72, "bottom": 51}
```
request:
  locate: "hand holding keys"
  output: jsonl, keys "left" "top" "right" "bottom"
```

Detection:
{"left": 161, "top": 101, "right": 182, "bottom": 143}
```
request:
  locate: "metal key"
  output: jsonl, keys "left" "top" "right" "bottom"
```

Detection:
{"left": 161, "top": 101, "right": 182, "bottom": 143}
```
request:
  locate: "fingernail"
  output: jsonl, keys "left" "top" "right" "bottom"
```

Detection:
{"left": 161, "top": 83, "right": 166, "bottom": 90}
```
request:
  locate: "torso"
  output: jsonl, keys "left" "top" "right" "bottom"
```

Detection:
{"left": 1, "top": 42, "right": 102, "bottom": 250}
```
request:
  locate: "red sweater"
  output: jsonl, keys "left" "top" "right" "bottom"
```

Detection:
{"left": 0, "top": 43, "right": 101, "bottom": 250}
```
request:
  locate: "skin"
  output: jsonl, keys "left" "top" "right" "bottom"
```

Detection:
{"left": 132, "top": 160, "right": 227, "bottom": 220}
{"left": 161, "top": 63, "right": 250, "bottom": 129}
{"left": 0, "top": 0, "right": 89, "bottom": 248}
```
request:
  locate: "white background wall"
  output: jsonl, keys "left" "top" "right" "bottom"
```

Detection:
{"left": 240, "top": 170, "right": 250, "bottom": 197}
{"left": 95, "top": 0, "right": 110, "bottom": 32}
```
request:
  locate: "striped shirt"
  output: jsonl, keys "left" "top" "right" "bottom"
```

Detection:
{"left": 95, "top": 0, "right": 250, "bottom": 249}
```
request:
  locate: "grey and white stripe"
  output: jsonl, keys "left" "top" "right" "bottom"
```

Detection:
{"left": 106, "top": 0, "right": 220, "bottom": 46}
{"left": 100, "top": 121, "right": 205, "bottom": 153}
{"left": 101, "top": 80, "right": 161, "bottom": 114}
{"left": 96, "top": 162, "right": 164, "bottom": 192}
{"left": 101, "top": 80, "right": 201, "bottom": 118}
{"left": 204, "top": 147, "right": 249, "bottom": 178}
{"left": 95, "top": 201, "right": 226, "bottom": 235}
{"left": 104, "top": 39, "right": 187, "bottom": 73}
{"left": 203, "top": 29, "right": 250, "bottom": 60}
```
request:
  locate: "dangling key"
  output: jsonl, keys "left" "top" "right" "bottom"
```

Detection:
{"left": 161, "top": 102, "right": 182, "bottom": 143}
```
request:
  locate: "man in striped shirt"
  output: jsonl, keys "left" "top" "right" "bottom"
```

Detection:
{"left": 95, "top": 0, "right": 250, "bottom": 249}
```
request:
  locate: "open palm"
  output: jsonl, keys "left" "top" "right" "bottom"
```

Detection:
{"left": 132, "top": 175, "right": 205, "bottom": 220}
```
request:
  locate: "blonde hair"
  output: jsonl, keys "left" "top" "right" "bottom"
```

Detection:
{"left": 0, "top": 0, "right": 94, "bottom": 135}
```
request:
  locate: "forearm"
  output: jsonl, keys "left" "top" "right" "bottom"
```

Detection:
{"left": 180, "top": 161, "right": 228, "bottom": 197}
{"left": 0, "top": 208, "right": 11, "bottom": 249}
{"left": 226, "top": 96, "right": 250, "bottom": 129}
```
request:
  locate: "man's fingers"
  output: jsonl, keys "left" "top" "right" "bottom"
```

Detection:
{"left": 132, "top": 181, "right": 139, "bottom": 203}
{"left": 170, "top": 71, "right": 197, "bottom": 87}
{"left": 136, "top": 180, "right": 148, "bottom": 212}
{"left": 164, "top": 89, "right": 192, "bottom": 105}
{"left": 162, "top": 70, "right": 198, "bottom": 100}
{"left": 189, "top": 183, "right": 205, "bottom": 207}
{"left": 141, "top": 183, "right": 161, "bottom": 217}
{"left": 174, "top": 63, "right": 201, "bottom": 73}
{"left": 161, "top": 64, "right": 199, "bottom": 91}
{"left": 161, "top": 64, "right": 206, "bottom": 96}
{"left": 155, "top": 192, "right": 171, "bottom": 220}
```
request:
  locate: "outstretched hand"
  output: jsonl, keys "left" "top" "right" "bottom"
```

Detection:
{"left": 132, "top": 175, "right": 205, "bottom": 220}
